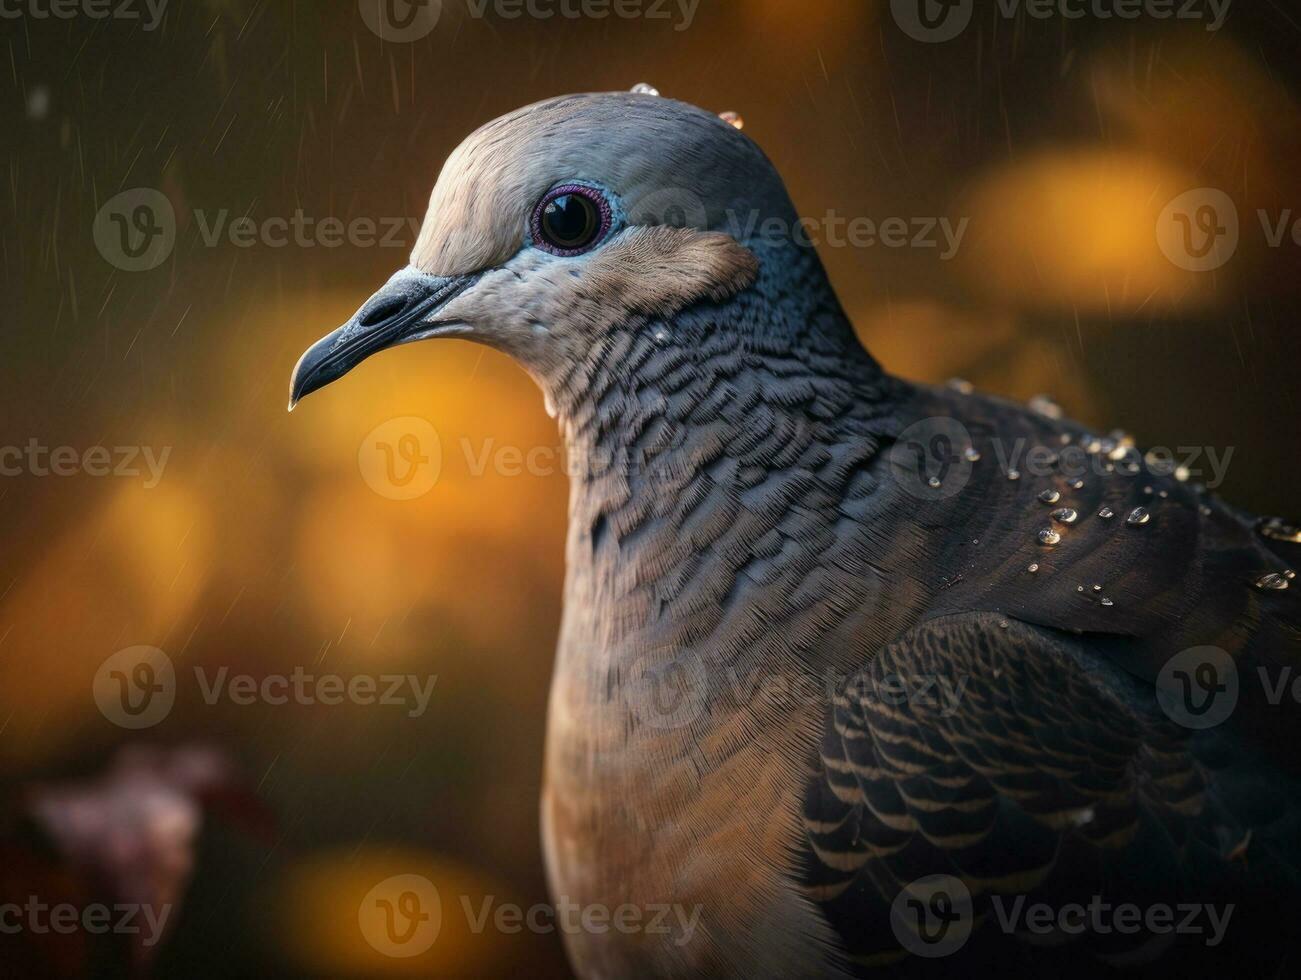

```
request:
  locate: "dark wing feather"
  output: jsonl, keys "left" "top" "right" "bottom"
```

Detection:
{"left": 799, "top": 612, "right": 1301, "bottom": 979}
{"left": 874, "top": 383, "right": 1301, "bottom": 770}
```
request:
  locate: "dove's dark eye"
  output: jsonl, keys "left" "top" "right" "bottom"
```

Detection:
{"left": 532, "top": 183, "right": 612, "bottom": 256}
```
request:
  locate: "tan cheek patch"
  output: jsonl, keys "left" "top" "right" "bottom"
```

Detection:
{"left": 578, "top": 225, "right": 759, "bottom": 318}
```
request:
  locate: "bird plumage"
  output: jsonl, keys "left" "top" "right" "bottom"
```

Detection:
{"left": 290, "top": 90, "right": 1301, "bottom": 979}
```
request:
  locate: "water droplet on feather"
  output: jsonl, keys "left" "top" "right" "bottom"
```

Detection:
{"left": 1029, "top": 395, "right": 1063, "bottom": 419}
{"left": 1255, "top": 573, "right": 1289, "bottom": 591}
{"left": 1258, "top": 518, "right": 1301, "bottom": 544}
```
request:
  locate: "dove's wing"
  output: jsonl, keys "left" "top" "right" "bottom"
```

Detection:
{"left": 799, "top": 611, "right": 1301, "bottom": 978}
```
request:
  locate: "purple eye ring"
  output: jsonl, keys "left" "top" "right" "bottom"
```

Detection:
{"left": 530, "top": 183, "right": 613, "bottom": 256}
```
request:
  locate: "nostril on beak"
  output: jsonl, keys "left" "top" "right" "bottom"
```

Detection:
{"left": 358, "top": 295, "right": 407, "bottom": 327}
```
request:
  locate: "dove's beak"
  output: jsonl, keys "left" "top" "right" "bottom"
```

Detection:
{"left": 289, "top": 268, "right": 478, "bottom": 410}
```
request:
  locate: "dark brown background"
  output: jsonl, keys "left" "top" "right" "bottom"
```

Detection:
{"left": 2, "top": 0, "right": 1300, "bottom": 976}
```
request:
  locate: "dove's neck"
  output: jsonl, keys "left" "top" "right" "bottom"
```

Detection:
{"left": 549, "top": 235, "right": 896, "bottom": 700}
{"left": 554, "top": 236, "right": 888, "bottom": 644}
{"left": 541, "top": 242, "right": 895, "bottom": 972}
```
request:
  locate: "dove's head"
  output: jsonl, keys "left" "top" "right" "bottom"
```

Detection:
{"left": 290, "top": 91, "right": 855, "bottom": 415}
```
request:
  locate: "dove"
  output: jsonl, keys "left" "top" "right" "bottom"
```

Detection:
{"left": 289, "top": 91, "right": 1301, "bottom": 979}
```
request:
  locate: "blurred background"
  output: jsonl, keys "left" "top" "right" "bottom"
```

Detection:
{"left": 2, "top": 0, "right": 1300, "bottom": 976}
